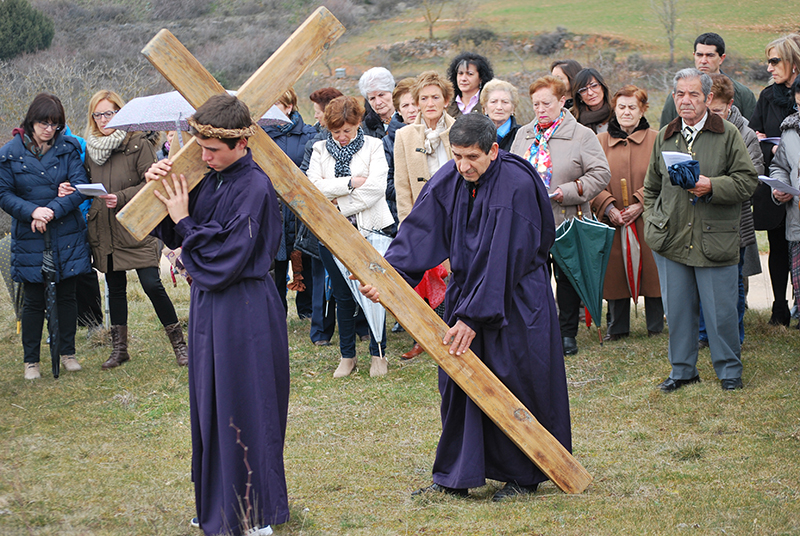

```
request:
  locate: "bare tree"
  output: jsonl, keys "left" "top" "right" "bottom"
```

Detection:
{"left": 421, "top": 0, "right": 446, "bottom": 41}
{"left": 651, "top": 0, "right": 679, "bottom": 67}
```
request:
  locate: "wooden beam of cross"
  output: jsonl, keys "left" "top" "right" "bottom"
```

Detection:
{"left": 116, "top": 7, "right": 592, "bottom": 494}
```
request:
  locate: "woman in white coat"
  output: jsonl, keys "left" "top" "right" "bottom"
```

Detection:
{"left": 307, "top": 96, "right": 394, "bottom": 377}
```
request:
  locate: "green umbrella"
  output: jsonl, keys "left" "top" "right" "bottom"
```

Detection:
{"left": 551, "top": 216, "right": 615, "bottom": 343}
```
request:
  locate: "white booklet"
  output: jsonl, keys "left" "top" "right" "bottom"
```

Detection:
{"left": 662, "top": 151, "right": 693, "bottom": 167}
{"left": 762, "top": 137, "right": 781, "bottom": 145}
{"left": 759, "top": 175, "right": 800, "bottom": 197}
{"left": 75, "top": 183, "right": 108, "bottom": 197}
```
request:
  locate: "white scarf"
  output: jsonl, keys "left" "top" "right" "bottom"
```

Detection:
{"left": 87, "top": 130, "right": 126, "bottom": 166}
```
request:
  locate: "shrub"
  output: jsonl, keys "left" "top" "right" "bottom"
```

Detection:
{"left": 746, "top": 60, "right": 771, "bottom": 82}
{"left": 534, "top": 26, "right": 571, "bottom": 56}
{"left": 450, "top": 27, "right": 497, "bottom": 47}
{"left": 0, "top": 0, "right": 55, "bottom": 60}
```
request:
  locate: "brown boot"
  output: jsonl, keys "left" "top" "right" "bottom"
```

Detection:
{"left": 165, "top": 322, "right": 188, "bottom": 366}
{"left": 102, "top": 325, "right": 130, "bottom": 370}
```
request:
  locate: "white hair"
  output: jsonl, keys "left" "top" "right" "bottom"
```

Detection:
{"left": 358, "top": 67, "right": 395, "bottom": 98}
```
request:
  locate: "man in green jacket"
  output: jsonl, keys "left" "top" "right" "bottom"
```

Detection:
{"left": 659, "top": 33, "right": 757, "bottom": 128}
{"left": 644, "top": 68, "right": 758, "bottom": 392}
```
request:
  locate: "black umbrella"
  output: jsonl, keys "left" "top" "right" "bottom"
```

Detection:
{"left": 42, "top": 229, "right": 59, "bottom": 378}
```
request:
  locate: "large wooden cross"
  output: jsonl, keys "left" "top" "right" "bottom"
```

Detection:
{"left": 116, "top": 7, "right": 591, "bottom": 494}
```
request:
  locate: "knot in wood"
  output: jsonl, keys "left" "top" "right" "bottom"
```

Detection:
{"left": 368, "top": 262, "right": 385, "bottom": 274}
{"left": 513, "top": 408, "right": 532, "bottom": 422}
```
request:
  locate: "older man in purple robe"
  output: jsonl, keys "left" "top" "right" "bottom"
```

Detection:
{"left": 360, "top": 113, "right": 571, "bottom": 501}
{"left": 146, "top": 94, "right": 289, "bottom": 535}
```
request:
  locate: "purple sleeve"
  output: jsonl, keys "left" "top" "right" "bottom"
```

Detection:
{"left": 384, "top": 184, "right": 451, "bottom": 287}
{"left": 451, "top": 204, "right": 542, "bottom": 331}
{"left": 175, "top": 212, "right": 262, "bottom": 292}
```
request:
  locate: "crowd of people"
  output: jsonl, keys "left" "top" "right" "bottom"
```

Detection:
{"left": 2, "top": 28, "right": 800, "bottom": 535}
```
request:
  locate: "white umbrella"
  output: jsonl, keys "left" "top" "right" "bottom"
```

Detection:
{"left": 106, "top": 90, "right": 290, "bottom": 132}
{"left": 332, "top": 231, "right": 392, "bottom": 357}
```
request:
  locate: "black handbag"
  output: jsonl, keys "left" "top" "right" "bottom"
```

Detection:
{"left": 294, "top": 222, "right": 320, "bottom": 260}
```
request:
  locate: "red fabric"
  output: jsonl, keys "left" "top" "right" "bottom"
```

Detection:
{"left": 414, "top": 263, "right": 448, "bottom": 309}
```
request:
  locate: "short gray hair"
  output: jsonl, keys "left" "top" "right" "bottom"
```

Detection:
{"left": 672, "top": 68, "right": 712, "bottom": 97}
{"left": 479, "top": 79, "right": 519, "bottom": 111}
{"left": 358, "top": 67, "right": 395, "bottom": 98}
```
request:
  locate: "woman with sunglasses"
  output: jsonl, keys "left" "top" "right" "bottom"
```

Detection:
{"left": 0, "top": 93, "right": 92, "bottom": 379}
{"left": 60, "top": 90, "right": 188, "bottom": 369}
{"left": 750, "top": 34, "right": 800, "bottom": 326}
{"left": 572, "top": 68, "right": 613, "bottom": 134}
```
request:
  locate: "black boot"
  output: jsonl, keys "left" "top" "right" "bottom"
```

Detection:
{"left": 769, "top": 300, "right": 790, "bottom": 326}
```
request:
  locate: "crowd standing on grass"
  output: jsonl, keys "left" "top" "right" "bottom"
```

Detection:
{"left": 4, "top": 26, "right": 800, "bottom": 533}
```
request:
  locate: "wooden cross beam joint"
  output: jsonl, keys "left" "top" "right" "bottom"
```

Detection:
{"left": 116, "top": 7, "right": 591, "bottom": 494}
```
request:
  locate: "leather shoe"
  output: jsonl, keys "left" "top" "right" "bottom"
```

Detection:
{"left": 401, "top": 342, "right": 425, "bottom": 360}
{"left": 492, "top": 482, "right": 539, "bottom": 502}
{"left": 411, "top": 482, "right": 468, "bottom": 497}
{"left": 721, "top": 377, "right": 743, "bottom": 390}
{"left": 647, "top": 330, "right": 663, "bottom": 338}
{"left": 602, "top": 332, "right": 628, "bottom": 342}
{"left": 562, "top": 337, "right": 578, "bottom": 356}
{"left": 314, "top": 340, "right": 331, "bottom": 347}
{"left": 658, "top": 375, "right": 700, "bottom": 392}
{"left": 698, "top": 339, "right": 709, "bottom": 349}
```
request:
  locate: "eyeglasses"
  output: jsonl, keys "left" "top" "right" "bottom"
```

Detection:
{"left": 36, "top": 121, "right": 61, "bottom": 131}
{"left": 92, "top": 110, "right": 118, "bottom": 120}
{"left": 578, "top": 82, "right": 601, "bottom": 95}
{"left": 767, "top": 57, "right": 782, "bottom": 66}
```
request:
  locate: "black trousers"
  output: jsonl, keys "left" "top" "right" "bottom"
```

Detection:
{"left": 22, "top": 276, "right": 77, "bottom": 363}
{"left": 554, "top": 264, "right": 582, "bottom": 339}
{"left": 768, "top": 224, "right": 790, "bottom": 304}
{"left": 75, "top": 270, "right": 103, "bottom": 327}
{"left": 105, "top": 256, "right": 178, "bottom": 327}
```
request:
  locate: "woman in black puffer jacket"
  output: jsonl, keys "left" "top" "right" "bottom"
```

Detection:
{"left": 0, "top": 93, "right": 91, "bottom": 379}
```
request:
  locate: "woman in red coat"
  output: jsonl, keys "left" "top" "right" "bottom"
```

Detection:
{"left": 592, "top": 86, "right": 663, "bottom": 340}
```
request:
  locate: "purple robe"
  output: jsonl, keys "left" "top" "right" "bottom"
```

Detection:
{"left": 153, "top": 150, "right": 290, "bottom": 535}
{"left": 385, "top": 150, "right": 571, "bottom": 489}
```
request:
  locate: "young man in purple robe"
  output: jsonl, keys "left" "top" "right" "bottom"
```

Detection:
{"left": 359, "top": 113, "right": 572, "bottom": 501}
{"left": 145, "top": 94, "right": 289, "bottom": 535}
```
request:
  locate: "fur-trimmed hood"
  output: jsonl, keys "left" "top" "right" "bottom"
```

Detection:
{"left": 780, "top": 112, "right": 800, "bottom": 133}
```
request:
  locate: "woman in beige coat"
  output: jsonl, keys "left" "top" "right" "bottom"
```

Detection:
{"left": 394, "top": 71, "right": 456, "bottom": 223}
{"left": 392, "top": 71, "right": 455, "bottom": 359}
{"left": 80, "top": 90, "right": 187, "bottom": 369}
{"left": 510, "top": 75, "right": 610, "bottom": 356}
{"left": 591, "top": 86, "right": 662, "bottom": 341}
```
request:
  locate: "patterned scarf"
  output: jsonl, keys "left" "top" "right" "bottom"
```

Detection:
{"left": 278, "top": 109, "right": 300, "bottom": 134}
{"left": 326, "top": 127, "right": 365, "bottom": 178}
{"left": 87, "top": 129, "right": 126, "bottom": 166}
{"left": 22, "top": 132, "right": 52, "bottom": 160}
{"left": 523, "top": 110, "right": 565, "bottom": 189}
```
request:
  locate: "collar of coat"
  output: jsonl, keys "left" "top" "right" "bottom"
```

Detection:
{"left": 663, "top": 110, "right": 725, "bottom": 139}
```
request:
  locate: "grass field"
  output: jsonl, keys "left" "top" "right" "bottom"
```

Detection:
{"left": 335, "top": 0, "right": 799, "bottom": 62}
{"left": 1, "top": 271, "right": 799, "bottom": 535}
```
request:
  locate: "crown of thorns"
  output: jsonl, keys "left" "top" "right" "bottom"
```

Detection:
{"left": 187, "top": 117, "right": 259, "bottom": 139}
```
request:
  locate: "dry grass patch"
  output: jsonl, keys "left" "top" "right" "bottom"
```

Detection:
{"left": 1, "top": 271, "right": 800, "bottom": 534}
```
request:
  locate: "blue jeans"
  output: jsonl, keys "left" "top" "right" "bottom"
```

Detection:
{"left": 699, "top": 248, "right": 745, "bottom": 344}
{"left": 309, "top": 256, "right": 336, "bottom": 343}
{"left": 319, "top": 245, "right": 386, "bottom": 358}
